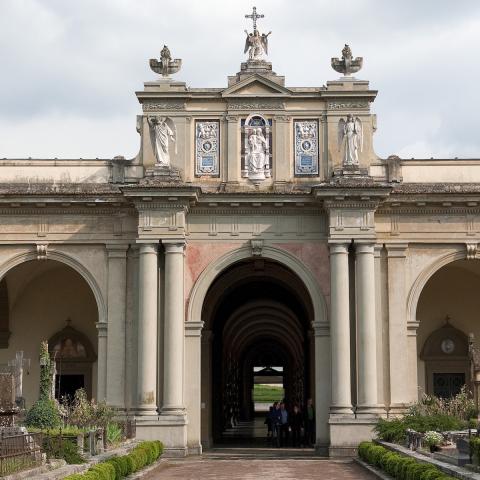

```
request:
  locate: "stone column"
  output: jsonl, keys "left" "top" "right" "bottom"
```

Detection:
{"left": 185, "top": 321, "right": 204, "bottom": 454}
{"left": 329, "top": 243, "right": 353, "bottom": 415}
{"left": 386, "top": 244, "right": 410, "bottom": 414}
{"left": 125, "top": 246, "right": 139, "bottom": 412}
{"left": 407, "top": 321, "right": 420, "bottom": 403}
{"left": 136, "top": 243, "right": 158, "bottom": 415}
{"left": 226, "top": 115, "right": 240, "bottom": 185}
{"left": 201, "top": 330, "right": 213, "bottom": 448}
{"left": 95, "top": 322, "right": 108, "bottom": 401}
{"left": 313, "top": 320, "right": 330, "bottom": 454}
{"left": 162, "top": 240, "right": 186, "bottom": 414}
{"left": 106, "top": 245, "right": 128, "bottom": 410}
{"left": 356, "top": 243, "right": 380, "bottom": 414}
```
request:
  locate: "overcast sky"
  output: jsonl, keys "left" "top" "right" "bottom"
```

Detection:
{"left": 1, "top": 0, "right": 479, "bottom": 160}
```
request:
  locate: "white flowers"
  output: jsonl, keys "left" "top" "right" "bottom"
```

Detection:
{"left": 424, "top": 430, "right": 443, "bottom": 447}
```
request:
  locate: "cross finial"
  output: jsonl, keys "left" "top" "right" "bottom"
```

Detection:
{"left": 245, "top": 6, "right": 264, "bottom": 33}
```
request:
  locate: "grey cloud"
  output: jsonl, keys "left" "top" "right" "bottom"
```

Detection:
{"left": 0, "top": 0, "right": 479, "bottom": 158}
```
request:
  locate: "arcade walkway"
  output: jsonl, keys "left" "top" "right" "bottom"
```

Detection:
{"left": 142, "top": 455, "right": 377, "bottom": 480}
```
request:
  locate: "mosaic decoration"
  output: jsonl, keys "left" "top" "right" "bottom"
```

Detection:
{"left": 195, "top": 121, "right": 220, "bottom": 176}
{"left": 294, "top": 120, "right": 319, "bottom": 175}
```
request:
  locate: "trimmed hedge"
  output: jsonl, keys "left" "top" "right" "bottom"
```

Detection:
{"left": 358, "top": 441, "right": 456, "bottom": 480}
{"left": 64, "top": 440, "right": 163, "bottom": 480}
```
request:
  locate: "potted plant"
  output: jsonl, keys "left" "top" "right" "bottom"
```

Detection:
{"left": 424, "top": 431, "right": 443, "bottom": 453}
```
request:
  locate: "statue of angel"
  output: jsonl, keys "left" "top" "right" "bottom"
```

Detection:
{"left": 147, "top": 116, "right": 176, "bottom": 167}
{"left": 338, "top": 114, "right": 363, "bottom": 166}
{"left": 244, "top": 30, "right": 271, "bottom": 60}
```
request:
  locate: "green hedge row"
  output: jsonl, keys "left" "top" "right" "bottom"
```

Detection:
{"left": 64, "top": 440, "right": 163, "bottom": 480}
{"left": 358, "top": 441, "right": 456, "bottom": 480}
{"left": 470, "top": 437, "right": 480, "bottom": 462}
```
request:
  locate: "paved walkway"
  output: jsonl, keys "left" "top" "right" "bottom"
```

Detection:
{"left": 142, "top": 456, "right": 377, "bottom": 480}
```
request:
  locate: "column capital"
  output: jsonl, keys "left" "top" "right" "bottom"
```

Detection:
{"left": 407, "top": 321, "right": 420, "bottom": 336}
{"left": 385, "top": 243, "right": 409, "bottom": 258}
{"left": 95, "top": 322, "right": 108, "bottom": 337}
{"left": 138, "top": 243, "right": 158, "bottom": 255}
{"left": 312, "top": 321, "right": 330, "bottom": 337}
{"left": 163, "top": 240, "right": 186, "bottom": 254}
{"left": 329, "top": 243, "right": 349, "bottom": 255}
{"left": 355, "top": 243, "right": 375, "bottom": 255}
{"left": 185, "top": 321, "right": 204, "bottom": 337}
{"left": 106, "top": 243, "right": 129, "bottom": 258}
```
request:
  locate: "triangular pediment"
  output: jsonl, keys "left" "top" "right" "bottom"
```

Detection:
{"left": 222, "top": 74, "right": 292, "bottom": 97}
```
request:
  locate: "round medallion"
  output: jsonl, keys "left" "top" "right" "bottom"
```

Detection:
{"left": 202, "top": 141, "right": 212, "bottom": 152}
{"left": 441, "top": 338, "right": 455, "bottom": 354}
{"left": 301, "top": 140, "right": 312, "bottom": 151}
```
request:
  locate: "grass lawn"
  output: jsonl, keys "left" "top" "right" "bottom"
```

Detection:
{"left": 253, "top": 384, "right": 284, "bottom": 403}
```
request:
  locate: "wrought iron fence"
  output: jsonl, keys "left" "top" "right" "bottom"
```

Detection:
{"left": 0, "top": 432, "right": 43, "bottom": 476}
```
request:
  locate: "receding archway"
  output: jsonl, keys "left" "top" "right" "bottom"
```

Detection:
{"left": 201, "top": 258, "right": 315, "bottom": 446}
{"left": 0, "top": 259, "right": 99, "bottom": 407}
{"left": 416, "top": 258, "right": 480, "bottom": 397}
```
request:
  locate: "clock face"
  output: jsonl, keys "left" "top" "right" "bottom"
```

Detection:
{"left": 441, "top": 338, "right": 455, "bottom": 354}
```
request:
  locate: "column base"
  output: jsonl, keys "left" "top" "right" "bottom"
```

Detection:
{"left": 388, "top": 403, "right": 410, "bottom": 417}
{"left": 161, "top": 406, "right": 186, "bottom": 416}
{"left": 355, "top": 405, "right": 385, "bottom": 418}
{"left": 329, "top": 416, "right": 377, "bottom": 457}
{"left": 330, "top": 406, "right": 354, "bottom": 416}
{"left": 133, "top": 405, "right": 159, "bottom": 416}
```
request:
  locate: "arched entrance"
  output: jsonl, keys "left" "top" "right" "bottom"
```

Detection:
{"left": 201, "top": 258, "right": 315, "bottom": 446}
{"left": 416, "top": 258, "right": 480, "bottom": 397}
{"left": 0, "top": 258, "right": 100, "bottom": 407}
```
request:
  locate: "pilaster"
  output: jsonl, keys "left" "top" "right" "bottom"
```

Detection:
{"left": 386, "top": 243, "right": 410, "bottom": 414}
{"left": 95, "top": 321, "right": 108, "bottom": 402}
{"left": 105, "top": 244, "right": 128, "bottom": 410}
{"left": 226, "top": 115, "right": 240, "bottom": 185}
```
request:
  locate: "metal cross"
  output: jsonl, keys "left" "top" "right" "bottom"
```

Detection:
{"left": 245, "top": 6, "right": 264, "bottom": 33}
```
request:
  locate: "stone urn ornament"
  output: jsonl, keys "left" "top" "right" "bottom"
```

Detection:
{"left": 331, "top": 44, "right": 363, "bottom": 77}
{"left": 149, "top": 45, "right": 182, "bottom": 78}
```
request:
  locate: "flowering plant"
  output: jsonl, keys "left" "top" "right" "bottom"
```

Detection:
{"left": 424, "top": 430, "right": 443, "bottom": 448}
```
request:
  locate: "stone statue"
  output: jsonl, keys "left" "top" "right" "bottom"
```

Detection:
{"left": 246, "top": 127, "right": 268, "bottom": 177}
{"left": 338, "top": 114, "right": 363, "bottom": 166}
{"left": 149, "top": 45, "right": 182, "bottom": 78}
{"left": 244, "top": 7, "right": 271, "bottom": 61}
{"left": 331, "top": 44, "right": 363, "bottom": 77}
{"left": 148, "top": 116, "right": 176, "bottom": 167}
{"left": 244, "top": 30, "right": 271, "bottom": 60}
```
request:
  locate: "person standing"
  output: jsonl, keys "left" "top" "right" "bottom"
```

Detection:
{"left": 304, "top": 398, "right": 315, "bottom": 447}
{"left": 279, "top": 402, "right": 289, "bottom": 447}
{"left": 290, "top": 404, "right": 303, "bottom": 447}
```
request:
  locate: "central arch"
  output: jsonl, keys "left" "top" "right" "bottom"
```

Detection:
{"left": 187, "top": 246, "right": 327, "bottom": 449}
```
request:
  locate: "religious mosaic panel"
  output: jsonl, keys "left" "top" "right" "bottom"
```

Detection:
{"left": 195, "top": 120, "right": 220, "bottom": 176}
{"left": 241, "top": 114, "right": 272, "bottom": 182}
{"left": 294, "top": 120, "right": 319, "bottom": 175}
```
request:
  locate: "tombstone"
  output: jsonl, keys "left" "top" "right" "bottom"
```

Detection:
{"left": 8, "top": 351, "right": 30, "bottom": 409}
{"left": 0, "top": 373, "right": 19, "bottom": 427}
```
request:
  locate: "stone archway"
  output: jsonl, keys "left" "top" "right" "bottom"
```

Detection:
{"left": 415, "top": 258, "right": 480, "bottom": 397}
{"left": 201, "top": 257, "right": 315, "bottom": 446}
{"left": 0, "top": 257, "right": 101, "bottom": 407}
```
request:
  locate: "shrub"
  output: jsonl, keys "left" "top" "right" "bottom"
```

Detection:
{"left": 106, "top": 422, "right": 123, "bottom": 446}
{"left": 25, "top": 399, "right": 61, "bottom": 429}
{"left": 63, "top": 441, "right": 164, "bottom": 480}
{"left": 43, "top": 437, "right": 85, "bottom": 464}
{"left": 358, "top": 441, "right": 456, "bottom": 480}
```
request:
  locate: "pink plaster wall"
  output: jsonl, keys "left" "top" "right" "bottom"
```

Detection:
{"left": 184, "top": 241, "right": 331, "bottom": 319}
{"left": 185, "top": 242, "right": 243, "bottom": 309}
{"left": 276, "top": 242, "right": 331, "bottom": 304}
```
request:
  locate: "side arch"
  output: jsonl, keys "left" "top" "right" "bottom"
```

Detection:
{"left": 187, "top": 245, "right": 328, "bottom": 326}
{"left": 0, "top": 249, "right": 107, "bottom": 325}
{"left": 407, "top": 249, "right": 466, "bottom": 325}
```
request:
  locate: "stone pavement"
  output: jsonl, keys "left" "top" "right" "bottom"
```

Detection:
{"left": 142, "top": 456, "right": 378, "bottom": 480}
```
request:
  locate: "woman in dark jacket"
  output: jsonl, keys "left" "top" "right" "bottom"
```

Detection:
{"left": 290, "top": 404, "right": 303, "bottom": 447}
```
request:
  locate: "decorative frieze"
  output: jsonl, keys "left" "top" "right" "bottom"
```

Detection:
{"left": 228, "top": 100, "right": 284, "bottom": 111}
{"left": 195, "top": 121, "right": 220, "bottom": 176}
{"left": 327, "top": 101, "right": 369, "bottom": 110}
{"left": 294, "top": 120, "right": 319, "bottom": 175}
{"left": 142, "top": 101, "right": 185, "bottom": 112}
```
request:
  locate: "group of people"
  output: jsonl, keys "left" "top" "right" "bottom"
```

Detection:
{"left": 264, "top": 398, "right": 315, "bottom": 448}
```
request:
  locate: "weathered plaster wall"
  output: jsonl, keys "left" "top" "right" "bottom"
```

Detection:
{"left": 0, "top": 261, "right": 98, "bottom": 408}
